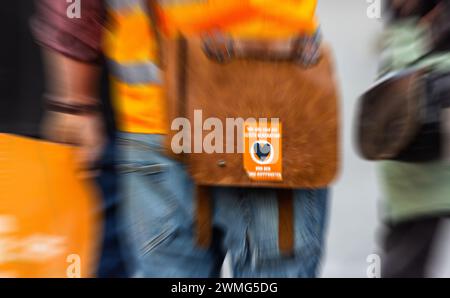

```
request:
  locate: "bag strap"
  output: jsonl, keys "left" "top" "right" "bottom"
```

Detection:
{"left": 202, "top": 31, "right": 322, "bottom": 66}
{"left": 195, "top": 185, "right": 295, "bottom": 254}
{"left": 145, "top": 0, "right": 164, "bottom": 67}
{"left": 277, "top": 189, "right": 295, "bottom": 255}
{"left": 195, "top": 185, "right": 213, "bottom": 248}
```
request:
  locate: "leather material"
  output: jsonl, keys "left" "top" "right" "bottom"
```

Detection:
{"left": 195, "top": 187, "right": 295, "bottom": 253}
{"left": 163, "top": 35, "right": 339, "bottom": 253}
{"left": 164, "top": 36, "right": 340, "bottom": 189}
{"left": 202, "top": 32, "right": 322, "bottom": 66}
{"left": 195, "top": 185, "right": 213, "bottom": 248}
{"left": 277, "top": 189, "right": 294, "bottom": 255}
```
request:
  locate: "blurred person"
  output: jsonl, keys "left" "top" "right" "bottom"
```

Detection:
{"left": 31, "top": 1, "right": 129, "bottom": 277}
{"left": 375, "top": 0, "right": 450, "bottom": 278}
{"left": 35, "top": 0, "right": 336, "bottom": 278}
{"left": 0, "top": 1, "right": 101, "bottom": 277}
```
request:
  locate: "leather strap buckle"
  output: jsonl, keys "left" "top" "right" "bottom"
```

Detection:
{"left": 201, "top": 30, "right": 322, "bottom": 67}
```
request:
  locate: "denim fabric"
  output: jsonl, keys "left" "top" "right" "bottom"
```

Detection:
{"left": 116, "top": 133, "right": 329, "bottom": 278}
{"left": 96, "top": 139, "right": 129, "bottom": 277}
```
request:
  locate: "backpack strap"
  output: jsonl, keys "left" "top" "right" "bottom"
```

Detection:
{"left": 145, "top": 0, "right": 164, "bottom": 67}
{"left": 202, "top": 31, "right": 322, "bottom": 66}
{"left": 277, "top": 189, "right": 295, "bottom": 255}
{"left": 195, "top": 185, "right": 213, "bottom": 248}
{"left": 195, "top": 185, "right": 295, "bottom": 255}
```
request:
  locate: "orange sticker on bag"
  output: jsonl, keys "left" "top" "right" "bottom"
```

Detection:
{"left": 243, "top": 119, "right": 282, "bottom": 181}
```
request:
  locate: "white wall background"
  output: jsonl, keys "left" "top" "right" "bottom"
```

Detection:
{"left": 317, "top": 0, "right": 383, "bottom": 278}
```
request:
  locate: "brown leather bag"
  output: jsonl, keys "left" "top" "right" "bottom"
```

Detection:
{"left": 162, "top": 35, "right": 340, "bottom": 253}
{"left": 147, "top": 1, "right": 340, "bottom": 254}
{"left": 163, "top": 35, "right": 341, "bottom": 189}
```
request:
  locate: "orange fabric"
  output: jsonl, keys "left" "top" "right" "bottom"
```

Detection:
{"left": 161, "top": 2, "right": 257, "bottom": 36}
{"left": 162, "top": 0, "right": 318, "bottom": 37}
{"left": 105, "top": 0, "right": 319, "bottom": 134}
{"left": 104, "top": 8, "right": 158, "bottom": 63}
{"left": 111, "top": 79, "right": 168, "bottom": 134}
{"left": 0, "top": 134, "right": 101, "bottom": 277}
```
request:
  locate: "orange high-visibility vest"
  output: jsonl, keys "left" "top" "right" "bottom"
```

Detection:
{"left": 103, "top": 0, "right": 319, "bottom": 134}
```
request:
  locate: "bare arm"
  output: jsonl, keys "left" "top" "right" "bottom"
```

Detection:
{"left": 33, "top": 0, "right": 106, "bottom": 170}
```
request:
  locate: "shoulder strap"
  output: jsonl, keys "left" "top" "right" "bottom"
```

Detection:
{"left": 145, "top": 0, "right": 164, "bottom": 67}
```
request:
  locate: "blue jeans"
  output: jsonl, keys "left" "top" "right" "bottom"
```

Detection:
{"left": 96, "top": 139, "right": 129, "bottom": 277}
{"left": 116, "top": 133, "right": 329, "bottom": 278}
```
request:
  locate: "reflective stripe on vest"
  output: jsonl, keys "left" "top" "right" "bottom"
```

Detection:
{"left": 108, "top": 60, "right": 161, "bottom": 84}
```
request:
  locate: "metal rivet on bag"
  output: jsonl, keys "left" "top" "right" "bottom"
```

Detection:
{"left": 217, "top": 160, "right": 226, "bottom": 167}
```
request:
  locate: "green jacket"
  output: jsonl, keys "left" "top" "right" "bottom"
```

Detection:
{"left": 378, "top": 20, "right": 450, "bottom": 222}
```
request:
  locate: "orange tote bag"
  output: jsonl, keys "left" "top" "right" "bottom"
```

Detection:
{"left": 0, "top": 133, "right": 102, "bottom": 278}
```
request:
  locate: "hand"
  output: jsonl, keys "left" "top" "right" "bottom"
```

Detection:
{"left": 42, "top": 111, "right": 105, "bottom": 176}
